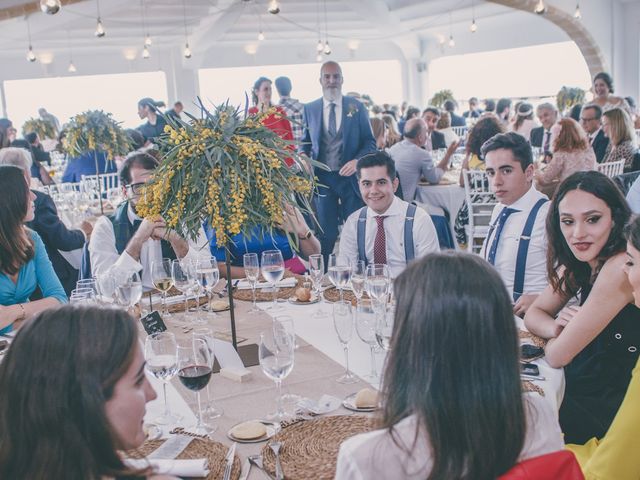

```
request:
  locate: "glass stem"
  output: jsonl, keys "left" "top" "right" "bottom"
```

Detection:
{"left": 343, "top": 344, "right": 350, "bottom": 375}
{"left": 273, "top": 284, "right": 278, "bottom": 308}
{"left": 208, "top": 292, "right": 213, "bottom": 314}
{"left": 196, "top": 391, "right": 204, "bottom": 427}
{"left": 162, "top": 291, "right": 167, "bottom": 316}
{"left": 370, "top": 345, "right": 378, "bottom": 377}
{"left": 275, "top": 379, "right": 283, "bottom": 417}
{"left": 252, "top": 285, "right": 257, "bottom": 309}
{"left": 162, "top": 382, "right": 170, "bottom": 416}
{"left": 339, "top": 288, "right": 344, "bottom": 302}
{"left": 184, "top": 293, "right": 188, "bottom": 315}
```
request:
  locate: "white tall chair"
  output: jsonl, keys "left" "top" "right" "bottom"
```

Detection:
{"left": 462, "top": 169, "right": 497, "bottom": 254}
{"left": 452, "top": 126, "right": 467, "bottom": 138}
{"left": 81, "top": 172, "right": 120, "bottom": 192}
{"left": 596, "top": 159, "right": 625, "bottom": 178}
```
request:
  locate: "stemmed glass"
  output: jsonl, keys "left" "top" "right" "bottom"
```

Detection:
{"left": 351, "top": 260, "right": 366, "bottom": 302}
{"left": 309, "top": 254, "right": 327, "bottom": 319}
{"left": 196, "top": 257, "right": 220, "bottom": 316}
{"left": 70, "top": 288, "right": 95, "bottom": 305}
{"left": 243, "top": 253, "right": 260, "bottom": 313}
{"left": 355, "top": 300, "right": 380, "bottom": 382}
{"left": 76, "top": 278, "right": 98, "bottom": 296}
{"left": 152, "top": 259, "right": 174, "bottom": 317}
{"left": 172, "top": 259, "right": 195, "bottom": 319}
{"left": 144, "top": 332, "right": 182, "bottom": 425}
{"left": 177, "top": 338, "right": 213, "bottom": 435}
{"left": 375, "top": 303, "right": 395, "bottom": 351}
{"left": 333, "top": 301, "right": 359, "bottom": 384}
{"left": 259, "top": 320, "right": 295, "bottom": 421}
{"left": 192, "top": 327, "right": 224, "bottom": 421}
{"left": 95, "top": 272, "right": 117, "bottom": 304}
{"left": 328, "top": 254, "right": 351, "bottom": 302}
{"left": 261, "top": 250, "right": 285, "bottom": 311}
{"left": 365, "top": 263, "right": 390, "bottom": 313}
{"left": 115, "top": 271, "right": 143, "bottom": 315}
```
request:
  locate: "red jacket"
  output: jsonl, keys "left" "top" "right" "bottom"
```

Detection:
{"left": 499, "top": 450, "right": 585, "bottom": 480}
{"left": 248, "top": 106, "right": 294, "bottom": 167}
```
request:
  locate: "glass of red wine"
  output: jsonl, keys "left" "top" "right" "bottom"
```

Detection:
{"left": 177, "top": 338, "right": 213, "bottom": 435}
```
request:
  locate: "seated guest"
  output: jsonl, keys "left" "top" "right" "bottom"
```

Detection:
{"left": 535, "top": 118, "right": 596, "bottom": 197}
{"left": 207, "top": 204, "right": 320, "bottom": 278}
{"left": 0, "top": 305, "right": 177, "bottom": 480}
{"left": 525, "top": 171, "right": 640, "bottom": 444}
{"left": 336, "top": 251, "right": 565, "bottom": 479}
{"left": 397, "top": 106, "right": 419, "bottom": 135}
{"left": 625, "top": 174, "right": 640, "bottom": 214}
{"left": 381, "top": 114, "right": 401, "bottom": 148}
{"left": 602, "top": 107, "right": 638, "bottom": 171}
{"left": 89, "top": 152, "right": 207, "bottom": 290}
{"left": 443, "top": 99, "right": 466, "bottom": 127}
{"left": 338, "top": 151, "right": 439, "bottom": 278}
{"left": 421, "top": 107, "right": 447, "bottom": 151}
{"left": 569, "top": 103, "right": 583, "bottom": 123}
{"left": 369, "top": 117, "right": 387, "bottom": 150}
{"left": 511, "top": 102, "right": 536, "bottom": 142}
{"left": 530, "top": 103, "right": 559, "bottom": 152}
{"left": 565, "top": 216, "right": 640, "bottom": 479}
{"left": 483, "top": 98, "right": 496, "bottom": 114}
{"left": 0, "top": 118, "right": 12, "bottom": 148}
{"left": 0, "top": 148, "right": 90, "bottom": 296}
{"left": 435, "top": 111, "right": 460, "bottom": 147}
{"left": 137, "top": 97, "right": 167, "bottom": 144}
{"left": 481, "top": 132, "right": 549, "bottom": 316}
{"left": 0, "top": 165, "right": 67, "bottom": 335}
{"left": 388, "top": 118, "right": 454, "bottom": 201}
{"left": 10, "top": 139, "right": 54, "bottom": 186}
{"left": 496, "top": 97, "right": 512, "bottom": 126}
{"left": 580, "top": 104, "right": 609, "bottom": 163}
{"left": 463, "top": 96, "right": 482, "bottom": 119}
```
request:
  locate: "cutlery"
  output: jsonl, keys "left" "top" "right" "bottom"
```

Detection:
{"left": 248, "top": 455, "right": 275, "bottom": 480}
{"left": 223, "top": 442, "right": 237, "bottom": 480}
{"left": 269, "top": 441, "right": 284, "bottom": 480}
{"left": 238, "top": 457, "right": 251, "bottom": 480}
{"left": 521, "top": 374, "right": 546, "bottom": 381}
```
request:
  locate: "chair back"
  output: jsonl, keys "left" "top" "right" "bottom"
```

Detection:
{"left": 596, "top": 159, "right": 624, "bottom": 178}
{"left": 81, "top": 172, "right": 120, "bottom": 192}
{"left": 452, "top": 126, "right": 467, "bottom": 138}
{"left": 462, "top": 169, "right": 497, "bottom": 254}
{"left": 613, "top": 170, "right": 640, "bottom": 195}
{"left": 498, "top": 450, "right": 585, "bottom": 480}
{"left": 635, "top": 129, "right": 640, "bottom": 145}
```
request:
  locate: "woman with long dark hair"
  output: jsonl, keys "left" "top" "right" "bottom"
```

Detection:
{"left": 0, "top": 165, "right": 66, "bottom": 335}
{"left": 336, "top": 251, "right": 564, "bottom": 479}
{"left": 137, "top": 97, "right": 167, "bottom": 144}
{"left": 525, "top": 171, "right": 640, "bottom": 444}
{"left": 0, "top": 305, "right": 176, "bottom": 479}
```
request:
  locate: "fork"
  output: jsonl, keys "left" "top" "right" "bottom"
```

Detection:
{"left": 269, "top": 441, "right": 284, "bottom": 480}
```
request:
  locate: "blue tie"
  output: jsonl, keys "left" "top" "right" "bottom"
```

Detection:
{"left": 487, "top": 207, "right": 518, "bottom": 265}
{"left": 328, "top": 102, "right": 337, "bottom": 137}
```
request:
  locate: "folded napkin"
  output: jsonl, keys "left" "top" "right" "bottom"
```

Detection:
{"left": 125, "top": 458, "right": 209, "bottom": 477}
{"left": 236, "top": 277, "right": 297, "bottom": 290}
{"left": 149, "top": 293, "right": 189, "bottom": 306}
{"left": 297, "top": 394, "right": 341, "bottom": 415}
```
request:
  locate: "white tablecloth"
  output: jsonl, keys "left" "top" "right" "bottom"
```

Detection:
{"left": 415, "top": 183, "right": 466, "bottom": 243}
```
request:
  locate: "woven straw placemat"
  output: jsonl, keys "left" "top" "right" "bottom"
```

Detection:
{"left": 128, "top": 437, "right": 241, "bottom": 480}
{"left": 518, "top": 329, "right": 548, "bottom": 349}
{"left": 142, "top": 287, "right": 211, "bottom": 314}
{"left": 261, "top": 415, "right": 374, "bottom": 479}
{"left": 233, "top": 274, "right": 304, "bottom": 302}
{"left": 322, "top": 287, "right": 369, "bottom": 306}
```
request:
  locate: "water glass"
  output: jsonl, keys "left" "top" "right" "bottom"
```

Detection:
{"left": 70, "top": 287, "right": 95, "bottom": 305}
{"left": 95, "top": 272, "right": 117, "bottom": 304}
{"left": 375, "top": 303, "right": 395, "bottom": 351}
{"left": 309, "top": 254, "right": 327, "bottom": 319}
{"left": 151, "top": 259, "right": 174, "bottom": 317}
{"left": 171, "top": 259, "right": 194, "bottom": 318}
{"left": 259, "top": 320, "right": 295, "bottom": 421}
{"left": 144, "top": 332, "right": 182, "bottom": 425}
{"left": 192, "top": 327, "right": 223, "bottom": 421}
{"left": 261, "top": 250, "right": 285, "bottom": 311}
{"left": 177, "top": 338, "right": 213, "bottom": 435}
{"left": 333, "top": 301, "right": 358, "bottom": 384}
{"left": 76, "top": 278, "right": 98, "bottom": 296}
{"left": 243, "top": 253, "right": 260, "bottom": 313}
{"left": 196, "top": 257, "right": 220, "bottom": 316}
{"left": 115, "top": 271, "right": 143, "bottom": 314}
{"left": 328, "top": 254, "right": 351, "bottom": 302}
{"left": 355, "top": 300, "right": 380, "bottom": 381}
{"left": 351, "top": 260, "right": 366, "bottom": 302}
{"left": 365, "top": 263, "right": 390, "bottom": 312}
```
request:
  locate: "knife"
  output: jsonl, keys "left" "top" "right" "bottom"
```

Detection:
{"left": 223, "top": 442, "right": 237, "bottom": 480}
{"left": 239, "top": 457, "right": 251, "bottom": 480}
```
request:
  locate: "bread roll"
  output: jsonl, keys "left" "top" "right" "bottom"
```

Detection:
{"left": 230, "top": 421, "right": 267, "bottom": 440}
{"left": 354, "top": 388, "right": 378, "bottom": 408}
{"left": 295, "top": 287, "right": 311, "bottom": 302}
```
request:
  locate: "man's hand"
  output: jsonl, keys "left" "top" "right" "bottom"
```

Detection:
{"left": 513, "top": 294, "right": 538, "bottom": 318}
{"left": 152, "top": 223, "right": 190, "bottom": 258}
{"left": 339, "top": 159, "right": 358, "bottom": 176}
{"left": 79, "top": 220, "right": 93, "bottom": 240}
{"left": 133, "top": 218, "right": 163, "bottom": 243}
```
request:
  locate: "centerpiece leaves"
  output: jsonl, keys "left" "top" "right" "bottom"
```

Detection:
{"left": 62, "top": 109, "right": 131, "bottom": 160}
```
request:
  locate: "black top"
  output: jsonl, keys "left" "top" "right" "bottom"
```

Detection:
{"left": 137, "top": 115, "right": 167, "bottom": 142}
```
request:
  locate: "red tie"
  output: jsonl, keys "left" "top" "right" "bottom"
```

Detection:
{"left": 374, "top": 216, "right": 387, "bottom": 264}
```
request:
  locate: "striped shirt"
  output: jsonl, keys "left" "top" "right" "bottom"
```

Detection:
{"left": 279, "top": 96, "right": 305, "bottom": 143}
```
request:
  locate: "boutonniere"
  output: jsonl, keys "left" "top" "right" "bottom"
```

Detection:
{"left": 346, "top": 104, "right": 359, "bottom": 118}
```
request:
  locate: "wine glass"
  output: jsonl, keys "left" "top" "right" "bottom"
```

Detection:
{"left": 115, "top": 271, "right": 143, "bottom": 314}
{"left": 365, "top": 263, "right": 390, "bottom": 313}
{"left": 355, "top": 300, "right": 380, "bottom": 382}
{"left": 375, "top": 303, "right": 395, "bottom": 351}
{"left": 171, "top": 259, "right": 194, "bottom": 319}
{"left": 259, "top": 320, "right": 295, "bottom": 421}
{"left": 192, "top": 327, "right": 224, "bottom": 421}
{"left": 144, "top": 332, "right": 182, "bottom": 425}
{"left": 308, "top": 254, "right": 327, "bottom": 319}
{"left": 152, "top": 259, "right": 174, "bottom": 317}
{"left": 69, "top": 288, "right": 95, "bottom": 305}
{"left": 351, "top": 260, "right": 366, "bottom": 302}
{"left": 76, "top": 278, "right": 98, "bottom": 296}
{"left": 333, "top": 301, "right": 359, "bottom": 384}
{"left": 328, "top": 254, "right": 351, "bottom": 302}
{"left": 261, "top": 250, "right": 285, "bottom": 311}
{"left": 196, "top": 256, "right": 220, "bottom": 316}
{"left": 177, "top": 338, "right": 213, "bottom": 435}
{"left": 95, "top": 272, "right": 117, "bottom": 304}
{"left": 243, "top": 253, "right": 260, "bottom": 313}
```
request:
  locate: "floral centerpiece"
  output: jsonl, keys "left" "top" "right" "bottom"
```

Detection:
{"left": 22, "top": 117, "right": 56, "bottom": 140}
{"left": 556, "top": 87, "right": 586, "bottom": 115}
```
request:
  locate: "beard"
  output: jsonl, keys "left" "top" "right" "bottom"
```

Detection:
{"left": 323, "top": 87, "right": 341, "bottom": 102}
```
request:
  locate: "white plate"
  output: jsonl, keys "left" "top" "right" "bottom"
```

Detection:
{"left": 342, "top": 393, "right": 377, "bottom": 413}
{"left": 226, "top": 420, "right": 280, "bottom": 444}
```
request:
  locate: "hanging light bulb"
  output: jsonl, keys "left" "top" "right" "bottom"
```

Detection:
{"left": 470, "top": 19, "right": 477, "bottom": 33}
{"left": 316, "top": 39, "right": 323, "bottom": 52}
{"left": 26, "top": 46, "right": 37, "bottom": 62}
{"left": 95, "top": 17, "right": 106, "bottom": 37}
{"left": 142, "top": 45, "right": 150, "bottom": 59}
{"left": 448, "top": 35, "right": 455, "bottom": 47}
{"left": 40, "top": 0, "right": 62, "bottom": 15}
{"left": 574, "top": 3, "right": 582, "bottom": 19}
{"left": 323, "top": 40, "right": 331, "bottom": 55}
{"left": 184, "top": 42, "right": 192, "bottom": 59}
{"left": 258, "top": 30, "right": 265, "bottom": 41}
{"left": 534, "top": 0, "right": 546, "bottom": 14}
{"left": 316, "top": 53, "right": 323, "bottom": 62}
{"left": 68, "top": 61, "right": 77, "bottom": 72}
{"left": 268, "top": 0, "right": 280, "bottom": 14}
{"left": 145, "top": 34, "right": 152, "bottom": 46}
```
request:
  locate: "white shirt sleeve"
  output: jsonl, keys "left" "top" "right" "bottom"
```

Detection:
{"left": 335, "top": 442, "right": 366, "bottom": 480}
{"left": 179, "top": 225, "right": 212, "bottom": 264}
{"left": 413, "top": 207, "right": 440, "bottom": 258}
{"left": 88, "top": 215, "right": 143, "bottom": 277}
{"left": 338, "top": 210, "right": 361, "bottom": 265}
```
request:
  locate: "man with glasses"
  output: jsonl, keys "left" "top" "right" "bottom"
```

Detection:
{"left": 89, "top": 152, "right": 207, "bottom": 289}
{"left": 580, "top": 103, "right": 609, "bottom": 163}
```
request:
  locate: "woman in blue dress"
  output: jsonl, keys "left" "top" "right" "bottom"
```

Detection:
{"left": 0, "top": 165, "right": 67, "bottom": 335}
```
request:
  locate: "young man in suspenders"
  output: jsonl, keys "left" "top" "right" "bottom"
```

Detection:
{"left": 338, "top": 151, "right": 439, "bottom": 278}
{"left": 481, "top": 132, "right": 550, "bottom": 317}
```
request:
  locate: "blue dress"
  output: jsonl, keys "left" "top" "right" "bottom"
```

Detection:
{"left": 206, "top": 226, "right": 294, "bottom": 266}
{"left": 0, "top": 230, "right": 67, "bottom": 335}
{"left": 61, "top": 150, "right": 116, "bottom": 183}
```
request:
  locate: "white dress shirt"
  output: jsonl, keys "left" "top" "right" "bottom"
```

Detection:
{"left": 480, "top": 185, "right": 549, "bottom": 298}
{"left": 89, "top": 203, "right": 209, "bottom": 289}
{"left": 338, "top": 196, "right": 439, "bottom": 278}
{"left": 322, "top": 95, "right": 342, "bottom": 133}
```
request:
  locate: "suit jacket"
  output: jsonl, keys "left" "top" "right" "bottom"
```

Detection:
{"left": 26, "top": 190, "right": 85, "bottom": 295}
{"left": 530, "top": 126, "right": 544, "bottom": 148}
{"left": 450, "top": 112, "right": 466, "bottom": 127}
{"left": 301, "top": 96, "right": 376, "bottom": 168}
{"left": 591, "top": 129, "right": 610, "bottom": 164}
{"left": 431, "top": 130, "right": 447, "bottom": 150}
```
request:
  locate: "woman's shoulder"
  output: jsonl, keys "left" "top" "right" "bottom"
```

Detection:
{"left": 25, "top": 228, "right": 42, "bottom": 244}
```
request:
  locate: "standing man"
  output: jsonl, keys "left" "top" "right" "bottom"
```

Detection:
{"left": 301, "top": 61, "right": 376, "bottom": 259}
{"left": 580, "top": 103, "right": 609, "bottom": 163}
{"left": 530, "top": 103, "right": 558, "bottom": 153}
{"left": 421, "top": 107, "right": 447, "bottom": 151}
{"left": 275, "top": 76, "right": 305, "bottom": 144}
{"left": 165, "top": 101, "right": 184, "bottom": 121}
{"left": 480, "top": 132, "right": 550, "bottom": 317}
